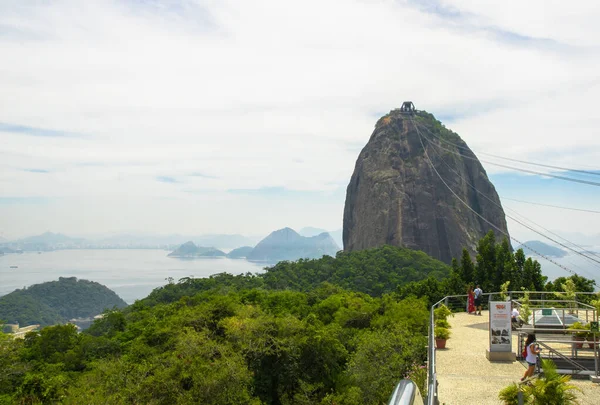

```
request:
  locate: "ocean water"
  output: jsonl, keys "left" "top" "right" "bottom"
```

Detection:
{"left": 0, "top": 249, "right": 266, "bottom": 303}
{"left": 1, "top": 249, "right": 597, "bottom": 306}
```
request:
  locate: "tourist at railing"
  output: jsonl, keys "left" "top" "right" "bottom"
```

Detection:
{"left": 474, "top": 285, "right": 483, "bottom": 315}
{"left": 467, "top": 286, "right": 475, "bottom": 314}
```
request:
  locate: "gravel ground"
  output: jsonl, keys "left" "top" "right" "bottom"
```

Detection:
{"left": 435, "top": 311, "right": 600, "bottom": 405}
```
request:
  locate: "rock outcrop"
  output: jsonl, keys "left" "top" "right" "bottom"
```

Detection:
{"left": 343, "top": 109, "right": 510, "bottom": 263}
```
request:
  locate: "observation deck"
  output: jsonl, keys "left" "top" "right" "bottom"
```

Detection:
{"left": 435, "top": 311, "right": 600, "bottom": 404}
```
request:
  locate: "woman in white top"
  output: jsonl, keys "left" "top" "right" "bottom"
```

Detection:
{"left": 521, "top": 333, "right": 541, "bottom": 381}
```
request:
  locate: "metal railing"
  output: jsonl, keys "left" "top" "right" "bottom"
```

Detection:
{"left": 387, "top": 379, "right": 424, "bottom": 405}
{"left": 426, "top": 297, "right": 445, "bottom": 405}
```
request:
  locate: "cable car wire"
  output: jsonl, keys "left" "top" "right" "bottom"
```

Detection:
{"left": 413, "top": 125, "right": 600, "bottom": 187}
{"left": 500, "top": 197, "right": 600, "bottom": 215}
{"left": 411, "top": 118, "right": 600, "bottom": 176}
{"left": 410, "top": 117, "right": 580, "bottom": 277}
{"left": 413, "top": 121, "right": 600, "bottom": 270}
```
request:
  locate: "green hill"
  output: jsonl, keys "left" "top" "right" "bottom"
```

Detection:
{"left": 143, "top": 244, "right": 449, "bottom": 306}
{"left": 0, "top": 277, "right": 127, "bottom": 326}
{"left": 0, "top": 234, "right": 595, "bottom": 405}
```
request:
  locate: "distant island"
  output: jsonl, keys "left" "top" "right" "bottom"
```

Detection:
{"left": 167, "top": 228, "right": 341, "bottom": 263}
{"left": 516, "top": 240, "right": 568, "bottom": 258}
{"left": 167, "top": 242, "right": 226, "bottom": 258}
{"left": 226, "top": 246, "right": 254, "bottom": 259}
{"left": 0, "top": 277, "right": 127, "bottom": 327}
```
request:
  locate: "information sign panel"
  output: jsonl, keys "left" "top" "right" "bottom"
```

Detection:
{"left": 489, "top": 301, "right": 512, "bottom": 352}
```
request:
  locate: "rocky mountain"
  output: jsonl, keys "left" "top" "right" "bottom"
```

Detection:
{"left": 0, "top": 277, "right": 127, "bottom": 326}
{"left": 226, "top": 246, "right": 254, "bottom": 259}
{"left": 343, "top": 109, "right": 510, "bottom": 263}
{"left": 167, "top": 241, "right": 225, "bottom": 258}
{"left": 517, "top": 241, "right": 567, "bottom": 258}
{"left": 247, "top": 228, "right": 340, "bottom": 262}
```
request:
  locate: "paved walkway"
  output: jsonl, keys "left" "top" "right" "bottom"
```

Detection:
{"left": 436, "top": 311, "right": 600, "bottom": 405}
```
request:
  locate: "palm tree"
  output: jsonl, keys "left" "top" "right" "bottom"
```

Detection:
{"left": 524, "top": 359, "right": 581, "bottom": 405}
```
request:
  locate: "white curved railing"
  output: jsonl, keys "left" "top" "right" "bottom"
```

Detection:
{"left": 387, "top": 379, "right": 424, "bottom": 405}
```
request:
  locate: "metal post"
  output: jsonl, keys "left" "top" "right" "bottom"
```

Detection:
{"left": 595, "top": 331, "right": 598, "bottom": 378}
{"left": 518, "top": 391, "right": 524, "bottom": 405}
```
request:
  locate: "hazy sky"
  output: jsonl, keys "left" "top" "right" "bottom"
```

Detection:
{"left": 0, "top": 0, "right": 599, "bottom": 244}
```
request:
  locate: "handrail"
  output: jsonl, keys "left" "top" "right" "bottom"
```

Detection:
{"left": 387, "top": 379, "right": 424, "bottom": 405}
{"left": 536, "top": 341, "right": 588, "bottom": 373}
{"left": 426, "top": 297, "right": 445, "bottom": 405}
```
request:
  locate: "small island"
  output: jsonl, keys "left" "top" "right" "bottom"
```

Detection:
{"left": 167, "top": 241, "right": 226, "bottom": 258}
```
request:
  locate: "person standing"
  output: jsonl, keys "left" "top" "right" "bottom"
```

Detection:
{"left": 474, "top": 285, "right": 483, "bottom": 315}
{"left": 521, "top": 334, "right": 541, "bottom": 381}
{"left": 467, "top": 286, "right": 475, "bottom": 314}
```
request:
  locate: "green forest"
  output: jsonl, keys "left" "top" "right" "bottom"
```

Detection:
{"left": 0, "top": 277, "right": 128, "bottom": 326}
{"left": 0, "top": 232, "right": 596, "bottom": 404}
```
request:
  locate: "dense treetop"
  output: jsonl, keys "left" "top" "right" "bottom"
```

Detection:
{"left": 144, "top": 245, "right": 450, "bottom": 307}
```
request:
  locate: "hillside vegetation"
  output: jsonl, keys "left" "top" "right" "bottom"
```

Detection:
{"left": 0, "top": 277, "right": 128, "bottom": 326}
{"left": 0, "top": 236, "right": 596, "bottom": 405}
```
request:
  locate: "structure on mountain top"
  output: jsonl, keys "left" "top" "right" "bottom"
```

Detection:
{"left": 399, "top": 101, "right": 416, "bottom": 113}
{"left": 343, "top": 107, "right": 510, "bottom": 263}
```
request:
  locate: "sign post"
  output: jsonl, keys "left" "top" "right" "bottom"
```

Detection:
{"left": 486, "top": 301, "right": 516, "bottom": 361}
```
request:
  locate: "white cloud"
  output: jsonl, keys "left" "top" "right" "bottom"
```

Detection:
{"left": 0, "top": 0, "right": 599, "bottom": 238}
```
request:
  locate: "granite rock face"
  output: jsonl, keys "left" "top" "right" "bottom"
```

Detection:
{"left": 343, "top": 109, "right": 510, "bottom": 263}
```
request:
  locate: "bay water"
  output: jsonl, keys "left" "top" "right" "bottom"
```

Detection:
{"left": 1, "top": 249, "right": 597, "bottom": 306}
{"left": 0, "top": 249, "right": 266, "bottom": 304}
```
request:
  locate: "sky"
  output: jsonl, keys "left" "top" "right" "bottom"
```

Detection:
{"left": 0, "top": 0, "right": 599, "bottom": 247}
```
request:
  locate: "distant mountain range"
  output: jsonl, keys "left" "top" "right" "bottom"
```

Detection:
{"left": 0, "top": 232, "right": 85, "bottom": 252}
{"left": 1, "top": 227, "right": 343, "bottom": 254}
{"left": 168, "top": 227, "right": 341, "bottom": 263}
{"left": 516, "top": 240, "right": 568, "bottom": 258}
{"left": 0, "top": 232, "right": 262, "bottom": 251}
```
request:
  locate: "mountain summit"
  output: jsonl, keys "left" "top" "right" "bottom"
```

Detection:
{"left": 247, "top": 227, "right": 339, "bottom": 262}
{"left": 343, "top": 109, "right": 510, "bottom": 263}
